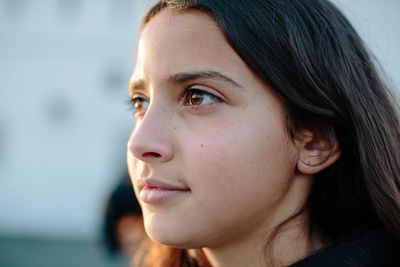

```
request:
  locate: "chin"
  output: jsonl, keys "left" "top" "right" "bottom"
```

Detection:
{"left": 144, "top": 219, "right": 204, "bottom": 249}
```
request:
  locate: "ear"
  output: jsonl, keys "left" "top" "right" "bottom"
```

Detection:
{"left": 296, "top": 129, "right": 340, "bottom": 175}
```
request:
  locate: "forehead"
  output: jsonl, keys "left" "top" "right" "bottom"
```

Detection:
{"left": 134, "top": 9, "right": 248, "bottom": 83}
{"left": 141, "top": 9, "right": 220, "bottom": 44}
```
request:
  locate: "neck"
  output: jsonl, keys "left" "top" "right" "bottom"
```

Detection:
{"left": 202, "top": 211, "right": 320, "bottom": 267}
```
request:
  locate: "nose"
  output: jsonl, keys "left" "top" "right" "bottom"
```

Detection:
{"left": 127, "top": 105, "right": 174, "bottom": 163}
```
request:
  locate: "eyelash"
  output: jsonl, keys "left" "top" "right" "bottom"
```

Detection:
{"left": 128, "top": 86, "right": 222, "bottom": 118}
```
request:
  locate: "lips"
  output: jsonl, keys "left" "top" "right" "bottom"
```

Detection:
{"left": 137, "top": 178, "right": 190, "bottom": 204}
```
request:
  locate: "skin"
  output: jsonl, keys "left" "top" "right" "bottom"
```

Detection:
{"left": 126, "top": 9, "right": 338, "bottom": 267}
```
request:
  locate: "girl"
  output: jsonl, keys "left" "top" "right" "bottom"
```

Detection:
{"left": 127, "top": 0, "right": 400, "bottom": 266}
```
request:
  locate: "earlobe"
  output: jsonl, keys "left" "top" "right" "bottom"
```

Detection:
{"left": 296, "top": 129, "right": 341, "bottom": 175}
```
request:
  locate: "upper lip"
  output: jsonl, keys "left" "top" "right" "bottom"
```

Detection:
{"left": 137, "top": 178, "right": 189, "bottom": 191}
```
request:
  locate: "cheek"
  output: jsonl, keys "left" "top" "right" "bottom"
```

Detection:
{"left": 182, "top": 120, "right": 297, "bottom": 206}
{"left": 183, "top": 131, "right": 239, "bottom": 182}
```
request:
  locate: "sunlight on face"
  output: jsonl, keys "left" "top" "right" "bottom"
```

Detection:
{"left": 127, "top": 9, "right": 310, "bottom": 250}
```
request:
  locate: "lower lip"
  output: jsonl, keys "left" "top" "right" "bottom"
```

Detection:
{"left": 139, "top": 187, "right": 190, "bottom": 204}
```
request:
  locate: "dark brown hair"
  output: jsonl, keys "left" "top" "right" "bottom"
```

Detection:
{"left": 135, "top": 0, "right": 400, "bottom": 265}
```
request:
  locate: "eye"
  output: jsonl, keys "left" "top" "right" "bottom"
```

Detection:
{"left": 130, "top": 95, "right": 149, "bottom": 117}
{"left": 184, "top": 88, "right": 221, "bottom": 106}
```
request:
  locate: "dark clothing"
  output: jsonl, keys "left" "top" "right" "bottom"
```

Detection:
{"left": 291, "top": 230, "right": 400, "bottom": 267}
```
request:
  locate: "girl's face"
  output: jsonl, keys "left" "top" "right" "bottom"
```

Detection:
{"left": 127, "top": 10, "right": 310, "bottom": 250}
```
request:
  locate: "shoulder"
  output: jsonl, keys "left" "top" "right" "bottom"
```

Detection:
{"left": 290, "top": 230, "right": 400, "bottom": 267}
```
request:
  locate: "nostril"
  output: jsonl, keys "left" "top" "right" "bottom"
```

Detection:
{"left": 142, "top": 152, "right": 161, "bottom": 158}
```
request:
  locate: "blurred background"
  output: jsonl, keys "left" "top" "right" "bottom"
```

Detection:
{"left": 0, "top": 0, "right": 399, "bottom": 266}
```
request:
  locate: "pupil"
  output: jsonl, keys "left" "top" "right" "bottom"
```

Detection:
{"left": 135, "top": 99, "right": 143, "bottom": 111}
{"left": 191, "top": 92, "right": 203, "bottom": 105}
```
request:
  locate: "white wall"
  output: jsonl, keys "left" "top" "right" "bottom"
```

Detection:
{"left": 0, "top": 0, "right": 399, "bottom": 240}
{"left": 332, "top": 0, "right": 400, "bottom": 91}
{"left": 0, "top": 0, "right": 151, "bottom": 240}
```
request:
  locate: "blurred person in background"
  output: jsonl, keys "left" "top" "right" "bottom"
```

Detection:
{"left": 103, "top": 173, "right": 147, "bottom": 258}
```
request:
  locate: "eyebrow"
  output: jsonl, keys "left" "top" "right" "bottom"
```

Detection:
{"left": 128, "top": 79, "right": 145, "bottom": 93}
{"left": 128, "top": 70, "right": 243, "bottom": 93}
{"left": 167, "top": 71, "right": 243, "bottom": 88}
